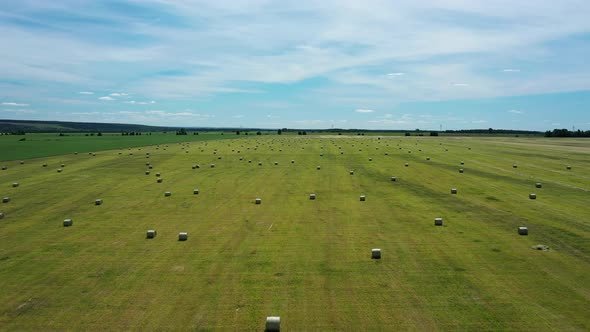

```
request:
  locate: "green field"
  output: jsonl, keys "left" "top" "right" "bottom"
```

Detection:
{"left": 0, "top": 136, "right": 588, "bottom": 331}
{"left": 0, "top": 132, "right": 237, "bottom": 161}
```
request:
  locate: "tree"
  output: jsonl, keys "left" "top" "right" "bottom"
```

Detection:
{"left": 236, "top": 131, "right": 240, "bottom": 135}
{"left": 404, "top": 132, "right": 411, "bottom": 136}
{"left": 97, "top": 132, "right": 103, "bottom": 136}
{"left": 430, "top": 132, "right": 439, "bottom": 136}
{"left": 277, "top": 129, "right": 282, "bottom": 135}
{"left": 256, "top": 131, "right": 262, "bottom": 135}
{"left": 176, "top": 128, "right": 188, "bottom": 135}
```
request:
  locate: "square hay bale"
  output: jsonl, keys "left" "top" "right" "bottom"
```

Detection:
{"left": 266, "top": 316, "right": 280, "bottom": 332}
{"left": 535, "top": 183, "right": 542, "bottom": 188}
{"left": 57, "top": 169, "right": 63, "bottom": 173}
{"left": 43, "top": 163, "right": 47, "bottom": 167}
{"left": 566, "top": 165, "right": 572, "bottom": 170}
{"left": 310, "top": 193, "right": 316, "bottom": 200}
{"left": 316, "top": 166, "right": 321, "bottom": 170}
{"left": 274, "top": 162, "right": 278, "bottom": 165}
{"left": 435, "top": 217, "right": 443, "bottom": 226}
{"left": 255, "top": 198, "right": 262, "bottom": 204}
{"left": 405, "top": 163, "right": 409, "bottom": 167}
{"left": 359, "top": 195, "right": 366, "bottom": 201}
{"left": 156, "top": 172, "right": 161, "bottom": 177}
{"left": 63, "top": 219, "right": 73, "bottom": 227}
{"left": 258, "top": 162, "right": 262, "bottom": 166}
{"left": 149, "top": 165, "right": 153, "bottom": 169}
{"left": 391, "top": 176, "right": 397, "bottom": 182}
{"left": 371, "top": 248, "right": 381, "bottom": 259}
{"left": 291, "top": 160, "right": 295, "bottom": 163}
{"left": 157, "top": 178, "right": 163, "bottom": 183}
{"left": 61, "top": 164, "right": 65, "bottom": 167}
{"left": 529, "top": 193, "right": 537, "bottom": 199}
{"left": 12, "top": 182, "right": 19, "bottom": 188}
{"left": 451, "top": 188, "right": 458, "bottom": 194}
{"left": 350, "top": 170, "right": 354, "bottom": 175}
{"left": 145, "top": 170, "right": 150, "bottom": 175}
{"left": 164, "top": 191, "right": 171, "bottom": 197}
{"left": 369, "top": 158, "right": 372, "bottom": 161}
{"left": 146, "top": 162, "right": 150, "bottom": 166}
{"left": 459, "top": 168, "right": 464, "bottom": 173}
{"left": 249, "top": 160, "right": 252, "bottom": 163}
{"left": 3, "top": 197, "right": 10, "bottom": 203}
{"left": 95, "top": 199, "right": 103, "bottom": 205}
{"left": 210, "top": 164, "right": 215, "bottom": 168}
{"left": 426, "top": 157, "right": 430, "bottom": 160}
{"left": 1, "top": 166, "right": 6, "bottom": 170}
{"left": 20, "top": 161, "right": 24, "bottom": 164}
{"left": 513, "top": 164, "right": 518, "bottom": 168}
{"left": 178, "top": 232, "right": 188, "bottom": 241}
{"left": 460, "top": 161, "right": 464, "bottom": 165}
{"left": 146, "top": 230, "right": 156, "bottom": 238}
{"left": 193, "top": 189, "right": 199, "bottom": 195}
{"left": 518, "top": 227, "right": 528, "bottom": 235}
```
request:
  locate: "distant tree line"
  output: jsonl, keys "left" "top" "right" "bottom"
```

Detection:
{"left": 544, "top": 129, "right": 590, "bottom": 137}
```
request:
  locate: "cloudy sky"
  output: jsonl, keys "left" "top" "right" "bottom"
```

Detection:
{"left": 1, "top": 0, "right": 589, "bottom": 130}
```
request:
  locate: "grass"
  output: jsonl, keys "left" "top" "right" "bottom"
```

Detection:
{"left": 0, "top": 135, "right": 588, "bottom": 331}
{"left": 0, "top": 132, "right": 237, "bottom": 161}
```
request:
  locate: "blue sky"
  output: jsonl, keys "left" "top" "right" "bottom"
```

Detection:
{"left": 1, "top": 1, "right": 589, "bottom": 130}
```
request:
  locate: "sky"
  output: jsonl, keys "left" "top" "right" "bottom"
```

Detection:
{"left": 1, "top": 0, "right": 589, "bottom": 131}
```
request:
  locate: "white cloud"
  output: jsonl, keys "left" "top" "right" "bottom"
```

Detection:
{"left": 78, "top": 91, "right": 94, "bottom": 95}
{"left": 144, "top": 110, "right": 213, "bottom": 117}
{"left": 386, "top": 72, "right": 405, "bottom": 76}
{"left": 472, "top": 120, "right": 488, "bottom": 123}
{"left": 2, "top": 102, "right": 29, "bottom": 106}
{"left": 355, "top": 109, "right": 375, "bottom": 113}
{"left": 110, "top": 92, "right": 129, "bottom": 97}
{"left": 2, "top": 108, "right": 35, "bottom": 113}
{"left": 383, "top": 113, "right": 393, "bottom": 118}
{"left": 452, "top": 83, "right": 469, "bottom": 87}
{"left": 125, "top": 100, "right": 156, "bottom": 105}
{"left": 98, "top": 96, "right": 115, "bottom": 101}
{"left": 503, "top": 69, "right": 521, "bottom": 72}
{"left": 266, "top": 114, "right": 279, "bottom": 118}
{"left": 508, "top": 109, "right": 524, "bottom": 114}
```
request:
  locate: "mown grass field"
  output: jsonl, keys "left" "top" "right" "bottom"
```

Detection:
{"left": 0, "top": 135, "right": 588, "bottom": 331}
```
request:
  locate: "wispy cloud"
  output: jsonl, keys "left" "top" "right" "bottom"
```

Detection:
{"left": 78, "top": 91, "right": 94, "bottom": 95}
{"left": 98, "top": 96, "right": 115, "bottom": 101}
{"left": 2, "top": 102, "right": 29, "bottom": 106}
{"left": 503, "top": 69, "right": 521, "bottom": 72}
{"left": 125, "top": 100, "right": 156, "bottom": 105}
{"left": 355, "top": 109, "right": 375, "bottom": 113}
{"left": 508, "top": 109, "right": 524, "bottom": 114}
{"left": 110, "top": 93, "right": 129, "bottom": 97}
{"left": 2, "top": 108, "right": 35, "bottom": 113}
{"left": 452, "top": 83, "right": 469, "bottom": 87}
{"left": 386, "top": 72, "right": 405, "bottom": 76}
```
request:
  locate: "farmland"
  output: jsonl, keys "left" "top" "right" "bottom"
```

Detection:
{"left": 0, "top": 135, "right": 588, "bottom": 331}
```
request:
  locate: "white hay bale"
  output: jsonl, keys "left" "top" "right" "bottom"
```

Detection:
{"left": 178, "top": 232, "right": 188, "bottom": 241}
{"left": 61, "top": 164, "right": 65, "bottom": 167}
{"left": 404, "top": 163, "right": 409, "bottom": 167}
{"left": 316, "top": 166, "right": 321, "bottom": 170}
{"left": 258, "top": 162, "right": 262, "bottom": 166}
{"left": 513, "top": 164, "right": 518, "bottom": 168}
{"left": 460, "top": 161, "right": 464, "bottom": 165}
{"left": 20, "top": 161, "right": 24, "bottom": 164}
{"left": 350, "top": 170, "right": 354, "bottom": 175}
{"left": 566, "top": 165, "right": 572, "bottom": 170}
{"left": 359, "top": 195, "right": 366, "bottom": 201}
{"left": 210, "top": 164, "right": 215, "bottom": 168}
{"left": 266, "top": 317, "right": 280, "bottom": 331}
{"left": 291, "top": 160, "right": 295, "bottom": 163}
{"left": 529, "top": 193, "right": 536, "bottom": 199}
{"left": 518, "top": 227, "right": 528, "bottom": 235}
{"left": 371, "top": 248, "right": 381, "bottom": 259}
{"left": 434, "top": 217, "right": 443, "bottom": 226}
{"left": 12, "top": 182, "right": 19, "bottom": 187}
{"left": 255, "top": 198, "right": 262, "bottom": 204}
{"left": 248, "top": 160, "right": 252, "bottom": 163}
{"left": 369, "top": 158, "right": 372, "bottom": 161}
{"left": 193, "top": 189, "right": 199, "bottom": 195}
{"left": 146, "top": 230, "right": 156, "bottom": 238}
{"left": 1, "top": 166, "right": 6, "bottom": 170}
{"left": 274, "top": 162, "right": 278, "bottom": 165}
{"left": 63, "top": 219, "right": 73, "bottom": 227}
{"left": 95, "top": 199, "right": 103, "bottom": 205}
{"left": 451, "top": 188, "right": 457, "bottom": 194}
{"left": 57, "top": 169, "right": 63, "bottom": 173}
{"left": 149, "top": 165, "right": 153, "bottom": 169}
{"left": 0, "top": 212, "right": 4, "bottom": 219}
{"left": 42, "top": 163, "right": 47, "bottom": 167}
{"left": 164, "top": 191, "right": 171, "bottom": 197}
{"left": 156, "top": 172, "right": 161, "bottom": 177}
{"left": 146, "top": 162, "right": 150, "bottom": 166}
{"left": 391, "top": 176, "right": 397, "bottom": 182}
{"left": 426, "top": 157, "right": 430, "bottom": 160}
{"left": 145, "top": 170, "right": 150, "bottom": 175}
{"left": 310, "top": 194, "right": 316, "bottom": 200}
{"left": 535, "top": 183, "right": 542, "bottom": 188}
{"left": 459, "top": 168, "right": 464, "bottom": 173}
{"left": 157, "top": 178, "right": 163, "bottom": 183}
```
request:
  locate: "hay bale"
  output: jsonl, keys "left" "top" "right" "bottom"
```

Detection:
{"left": 291, "top": 160, "right": 295, "bottom": 163}
{"left": 248, "top": 160, "right": 252, "bottom": 163}
{"left": 193, "top": 189, "right": 199, "bottom": 195}
{"left": 513, "top": 164, "right": 518, "bottom": 168}
{"left": 369, "top": 158, "right": 372, "bottom": 161}
{"left": 535, "top": 183, "right": 542, "bottom": 188}
{"left": 266, "top": 316, "right": 280, "bottom": 332}
{"left": 210, "top": 164, "right": 215, "bottom": 168}
{"left": 566, "top": 165, "right": 572, "bottom": 170}
{"left": 316, "top": 166, "right": 321, "bottom": 170}
{"left": 459, "top": 168, "right": 464, "bottom": 173}
{"left": 95, "top": 199, "right": 103, "bottom": 205}
{"left": 164, "top": 192, "right": 171, "bottom": 197}
{"left": 20, "top": 161, "right": 24, "bottom": 164}
{"left": 451, "top": 188, "right": 457, "bottom": 194}
{"left": 435, "top": 217, "right": 443, "bottom": 226}
{"left": 359, "top": 195, "right": 366, "bottom": 201}
{"left": 146, "top": 230, "right": 156, "bottom": 238}
{"left": 405, "top": 163, "right": 409, "bottom": 167}
{"left": 145, "top": 170, "right": 150, "bottom": 175}
{"left": 310, "top": 193, "right": 316, "bottom": 200}
{"left": 274, "top": 162, "right": 278, "bottom": 165}
{"left": 1, "top": 166, "right": 6, "bottom": 170}
{"left": 391, "top": 176, "right": 397, "bottom": 182}
{"left": 43, "top": 163, "right": 47, "bottom": 167}
{"left": 350, "top": 170, "right": 354, "bottom": 175}
{"left": 371, "top": 248, "right": 381, "bottom": 259}
{"left": 156, "top": 172, "right": 161, "bottom": 177}
{"left": 157, "top": 178, "right": 163, "bottom": 183}
{"left": 57, "top": 168, "right": 63, "bottom": 173}
{"left": 0, "top": 212, "right": 4, "bottom": 219}
{"left": 12, "top": 182, "right": 19, "bottom": 187}
{"left": 426, "top": 157, "right": 430, "bottom": 160}
{"left": 61, "top": 164, "right": 65, "bottom": 167}
{"left": 518, "top": 227, "right": 528, "bottom": 235}
{"left": 529, "top": 193, "right": 536, "bottom": 199}
{"left": 63, "top": 219, "right": 73, "bottom": 227}
{"left": 178, "top": 232, "right": 188, "bottom": 241}
{"left": 255, "top": 198, "right": 262, "bottom": 204}
{"left": 460, "top": 161, "right": 464, "bottom": 165}
{"left": 149, "top": 165, "right": 153, "bottom": 169}
{"left": 258, "top": 162, "right": 262, "bottom": 166}
{"left": 531, "top": 244, "right": 549, "bottom": 251}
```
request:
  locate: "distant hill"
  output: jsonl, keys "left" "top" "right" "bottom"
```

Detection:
{"left": 0, "top": 119, "right": 177, "bottom": 133}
